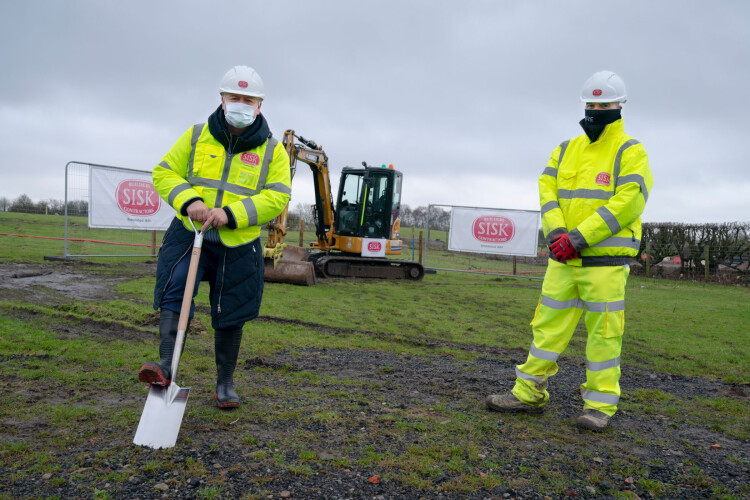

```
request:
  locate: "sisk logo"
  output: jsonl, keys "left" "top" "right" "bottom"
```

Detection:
{"left": 116, "top": 180, "right": 161, "bottom": 216}
{"left": 240, "top": 152, "right": 260, "bottom": 166}
{"left": 367, "top": 241, "right": 382, "bottom": 252}
{"left": 595, "top": 172, "right": 611, "bottom": 186}
{"left": 472, "top": 216, "right": 515, "bottom": 243}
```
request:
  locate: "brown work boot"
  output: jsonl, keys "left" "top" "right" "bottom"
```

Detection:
{"left": 485, "top": 391, "right": 544, "bottom": 414}
{"left": 576, "top": 409, "right": 611, "bottom": 431}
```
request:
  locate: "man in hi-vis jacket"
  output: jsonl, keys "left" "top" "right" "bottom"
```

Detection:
{"left": 138, "top": 65, "right": 291, "bottom": 408}
{"left": 486, "top": 71, "right": 653, "bottom": 431}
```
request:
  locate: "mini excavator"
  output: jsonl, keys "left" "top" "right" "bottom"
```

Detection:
{"left": 263, "top": 130, "right": 424, "bottom": 285}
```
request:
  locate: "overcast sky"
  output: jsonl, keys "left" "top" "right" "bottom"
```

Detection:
{"left": 1, "top": 0, "right": 748, "bottom": 223}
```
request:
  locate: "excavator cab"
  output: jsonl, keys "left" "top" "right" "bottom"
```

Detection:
{"left": 335, "top": 166, "right": 402, "bottom": 243}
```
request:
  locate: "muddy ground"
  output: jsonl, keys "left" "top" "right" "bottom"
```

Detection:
{"left": 0, "top": 262, "right": 748, "bottom": 499}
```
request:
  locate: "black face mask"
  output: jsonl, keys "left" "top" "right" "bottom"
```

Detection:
{"left": 579, "top": 108, "right": 621, "bottom": 142}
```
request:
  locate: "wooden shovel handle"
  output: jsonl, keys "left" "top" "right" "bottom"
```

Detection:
{"left": 178, "top": 245, "right": 202, "bottom": 333}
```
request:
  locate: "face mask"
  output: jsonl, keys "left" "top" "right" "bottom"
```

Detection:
{"left": 579, "top": 108, "right": 621, "bottom": 142}
{"left": 224, "top": 101, "right": 257, "bottom": 128}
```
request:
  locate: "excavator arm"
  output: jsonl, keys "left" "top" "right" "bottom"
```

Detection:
{"left": 281, "top": 130, "right": 336, "bottom": 250}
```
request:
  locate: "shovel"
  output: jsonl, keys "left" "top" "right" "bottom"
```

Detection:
{"left": 133, "top": 218, "right": 208, "bottom": 449}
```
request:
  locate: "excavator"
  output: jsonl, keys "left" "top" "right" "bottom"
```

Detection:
{"left": 262, "top": 130, "right": 424, "bottom": 285}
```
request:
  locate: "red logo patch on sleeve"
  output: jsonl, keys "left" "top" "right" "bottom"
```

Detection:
{"left": 240, "top": 152, "right": 260, "bottom": 166}
{"left": 595, "top": 172, "right": 611, "bottom": 186}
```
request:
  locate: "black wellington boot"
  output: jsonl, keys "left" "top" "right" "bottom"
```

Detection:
{"left": 215, "top": 327, "right": 243, "bottom": 408}
{"left": 138, "top": 309, "right": 182, "bottom": 387}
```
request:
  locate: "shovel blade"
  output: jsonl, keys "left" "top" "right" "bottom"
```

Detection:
{"left": 133, "top": 384, "right": 190, "bottom": 449}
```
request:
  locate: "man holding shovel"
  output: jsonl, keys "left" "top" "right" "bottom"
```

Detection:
{"left": 138, "top": 65, "right": 291, "bottom": 408}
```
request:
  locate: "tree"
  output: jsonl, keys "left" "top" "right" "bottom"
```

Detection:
{"left": 47, "top": 199, "right": 64, "bottom": 215}
{"left": 400, "top": 204, "right": 414, "bottom": 227}
{"left": 36, "top": 198, "right": 64, "bottom": 215}
{"left": 0, "top": 197, "right": 9, "bottom": 212}
{"left": 411, "top": 206, "right": 427, "bottom": 229}
{"left": 427, "top": 206, "right": 451, "bottom": 231}
{"left": 290, "top": 202, "right": 314, "bottom": 226}
{"left": 66, "top": 200, "right": 89, "bottom": 217}
{"left": 9, "top": 194, "right": 35, "bottom": 213}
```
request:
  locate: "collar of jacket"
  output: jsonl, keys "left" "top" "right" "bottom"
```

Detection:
{"left": 581, "top": 117, "right": 625, "bottom": 144}
{"left": 207, "top": 104, "right": 272, "bottom": 153}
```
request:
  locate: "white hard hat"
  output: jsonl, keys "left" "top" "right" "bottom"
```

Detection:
{"left": 219, "top": 65, "right": 265, "bottom": 99}
{"left": 580, "top": 70, "right": 627, "bottom": 103}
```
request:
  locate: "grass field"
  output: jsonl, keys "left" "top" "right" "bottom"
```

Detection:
{"left": 1, "top": 212, "right": 748, "bottom": 499}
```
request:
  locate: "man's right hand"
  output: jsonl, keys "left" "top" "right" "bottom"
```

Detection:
{"left": 550, "top": 233, "right": 579, "bottom": 261}
{"left": 186, "top": 200, "right": 210, "bottom": 222}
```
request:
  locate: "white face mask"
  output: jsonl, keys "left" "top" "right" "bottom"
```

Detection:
{"left": 224, "top": 101, "right": 257, "bottom": 128}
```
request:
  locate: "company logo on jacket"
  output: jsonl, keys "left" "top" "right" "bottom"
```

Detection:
{"left": 595, "top": 172, "right": 611, "bottom": 186}
{"left": 240, "top": 152, "right": 261, "bottom": 166}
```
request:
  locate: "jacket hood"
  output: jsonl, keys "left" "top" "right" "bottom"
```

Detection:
{"left": 208, "top": 104, "right": 272, "bottom": 153}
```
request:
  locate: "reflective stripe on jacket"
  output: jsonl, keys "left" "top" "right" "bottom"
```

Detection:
{"left": 539, "top": 119, "right": 653, "bottom": 266}
{"left": 153, "top": 123, "right": 291, "bottom": 247}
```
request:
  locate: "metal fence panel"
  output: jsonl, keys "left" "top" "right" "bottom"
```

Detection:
{"left": 63, "top": 161, "right": 164, "bottom": 259}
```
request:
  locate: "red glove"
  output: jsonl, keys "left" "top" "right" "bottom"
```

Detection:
{"left": 550, "top": 234, "right": 578, "bottom": 261}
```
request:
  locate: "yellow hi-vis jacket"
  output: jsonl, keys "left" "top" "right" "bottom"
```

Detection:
{"left": 540, "top": 119, "right": 653, "bottom": 266}
{"left": 153, "top": 123, "right": 291, "bottom": 247}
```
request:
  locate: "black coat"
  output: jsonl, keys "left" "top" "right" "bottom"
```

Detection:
{"left": 153, "top": 218, "right": 264, "bottom": 330}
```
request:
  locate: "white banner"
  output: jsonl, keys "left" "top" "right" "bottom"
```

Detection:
{"left": 448, "top": 207, "right": 540, "bottom": 257}
{"left": 88, "top": 166, "right": 176, "bottom": 230}
{"left": 361, "top": 238, "right": 387, "bottom": 257}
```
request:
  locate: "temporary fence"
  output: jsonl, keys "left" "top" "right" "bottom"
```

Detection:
{"left": 420, "top": 204, "right": 547, "bottom": 280}
{"left": 58, "top": 161, "right": 167, "bottom": 259}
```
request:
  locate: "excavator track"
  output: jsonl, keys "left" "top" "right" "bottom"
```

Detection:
{"left": 313, "top": 254, "right": 424, "bottom": 281}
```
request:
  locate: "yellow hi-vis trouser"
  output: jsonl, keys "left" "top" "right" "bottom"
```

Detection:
{"left": 512, "top": 260, "right": 631, "bottom": 417}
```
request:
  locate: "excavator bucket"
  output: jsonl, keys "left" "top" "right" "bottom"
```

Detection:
{"left": 263, "top": 244, "right": 316, "bottom": 286}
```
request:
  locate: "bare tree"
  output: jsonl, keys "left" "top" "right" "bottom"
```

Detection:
{"left": 400, "top": 204, "right": 413, "bottom": 227}
{"left": 0, "top": 197, "right": 9, "bottom": 212}
{"left": 411, "top": 206, "right": 426, "bottom": 228}
{"left": 36, "top": 198, "right": 64, "bottom": 215}
{"left": 290, "top": 202, "right": 315, "bottom": 225}
{"left": 48, "top": 199, "right": 64, "bottom": 215}
{"left": 427, "top": 206, "right": 451, "bottom": 231}
{"left": 9, "top": 194, "right": 35, "bottom": 213}
{"left": 66, "top": 200, "right": 89, "bottom": 217}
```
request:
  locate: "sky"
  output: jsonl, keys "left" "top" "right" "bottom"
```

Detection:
{"left": 1, "top": 0, "right": 748, "bottom": 223}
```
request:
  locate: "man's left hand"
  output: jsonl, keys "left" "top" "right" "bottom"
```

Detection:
{"left": 205, "top": 208, "right": 229, "bottom": 229}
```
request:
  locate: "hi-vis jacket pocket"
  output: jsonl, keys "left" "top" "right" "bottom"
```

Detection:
{"left": 237, "top": 167, "right": 259, "bottom": 190}
{"left": 194, "top": 143, "right": 224, "bottom": 176}
{"left": 557, "top": 169, "right": 577, "bottom": 190}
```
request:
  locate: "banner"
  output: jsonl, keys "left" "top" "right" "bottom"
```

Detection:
{"left": 89, "top": 166, "right": 176, "bottom": 230}
{"left": 361, "top": 238, "right": 387, "bottom": 257}
{"left": 448, "top": 207, "right": 539, "bottom": 257}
